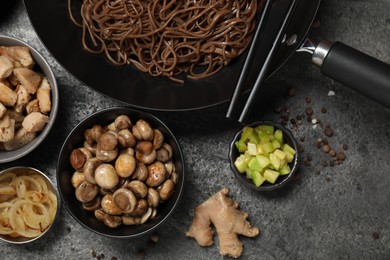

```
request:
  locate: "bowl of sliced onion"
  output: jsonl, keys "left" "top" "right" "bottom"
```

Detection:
{"left": 0, "top": 166, "right": 59, "bottom": 244}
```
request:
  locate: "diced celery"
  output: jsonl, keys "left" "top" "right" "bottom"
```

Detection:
{"left": 274, "top": 129, "right": 283, "bottom": 143}
{"left": 251, "top": 170, "right": 265, "bottom": 187}
{"left": 234, "top": 154, "right": 248, "bottom": 173}
{"left": 262, "top": 142, "right": 274, "bottom": 154}
{"left": 258, "top": 131, "right": 271, "bottom": 144}
{"left": 240, "top": 127, "right": 253, "bottom": 142}
{"left": 247, "top": 142, "right": 257, "bottom": 155}
{"left": 256, "top": 143, "right": 265, "bottom": 155}
{"left": 273, "top": 149, "right": 286, "bottom": 160}
{"left": 245, "top": 168, "right": 253, "bottom": 179}
{"left": 283, "top": 143, "right": 296, "bottom": 155}
{"left": 248, "top": 156, "right": 263, "bottom": 172}
{"left": 235, "top": 140, "right": 247, "bottom": 153}
{"left": 256, "top": 155, "right": 270, "bottom": 168}
{"left": 259, "top": 125, "right": 274, "bottom": 135}
{"left": 269, "top": 153, "right": 281, "bottom": 170}
{"left": 264, "top": 169, "right": 280, "bottom": 184}
{"left": 272, "top": 140, "right": 281, "bottom": 150}
{"left": 249, "top": 131, "right": 260, "bottom": 144}
{"left": 279, "top": 164, "right": 291, "bottom": 175}
{"left": 285, "top": 151, "right": 294, "bottom": 163}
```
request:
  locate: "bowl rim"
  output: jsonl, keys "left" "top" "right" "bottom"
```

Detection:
{"left": 0, "top": 34, "right": 59, "bottom": 163}
{"left": 0, "top": 166, "right": 60, "bottom": 244}
{"left": 56, "top": 106, "right": 185, "bottom": 238}
{"left": 228, "top": 120, "right": 299, "bottom": 191}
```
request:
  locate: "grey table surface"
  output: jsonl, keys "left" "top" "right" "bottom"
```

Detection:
{"left": 1, "top": 0, "right": 390, "bottom": 259}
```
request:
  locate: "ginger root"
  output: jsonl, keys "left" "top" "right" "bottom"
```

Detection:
{"left": 186, "top": 188, "right": 259, "bottom": 258}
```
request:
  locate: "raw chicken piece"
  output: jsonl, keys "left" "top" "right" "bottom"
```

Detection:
{"left": 14, "top": 85, "right": 31, "bottom": 113}
{"left": 0, "top": 102, "right": 6, "bottom": 118}
{"left": 7, "top": 109, "right": 24, "bottom": 129}
{"left": 0, "top": 55, "right": 14, "bottom": 79}
{"left": 3, "top": 127, "right": 36, "bottom": 150}
{"left": 26, "top": 99, "right": 40, "bottom": 114}
{"left": 0, "top": 113, "right": 15, "bottom": 142}
{"left": 0, "top": 81, "right": 17, "bottom": 106}
{"left": 22, "top": 112, "right": 48, "bottom": 132}
{"left": 13, "top": 67, "right": 42, "bottom": 94}
{"left": 36, "top": 78, "right": 51, "bottom": 114}
{"left": 0, "top": 46, "right": 34, "bottom": 68}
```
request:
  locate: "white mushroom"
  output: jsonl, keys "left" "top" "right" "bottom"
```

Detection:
{"left": 94, "top": 163, "right": 119, "bottom": 189}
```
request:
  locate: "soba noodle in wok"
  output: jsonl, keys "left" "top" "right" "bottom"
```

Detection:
{"left": 68, "top": 0, "right": 261, "bottom": 83}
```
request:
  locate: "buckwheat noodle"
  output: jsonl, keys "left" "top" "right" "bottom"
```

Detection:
{"left": 68, "top": 0, "right": 261, "bottom": 83}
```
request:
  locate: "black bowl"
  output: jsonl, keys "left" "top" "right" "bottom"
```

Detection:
{"left": 228, "top": 121, "right": 298, "bottom": 191}
{"left": 57, "top": 107, "right": 184, "bottom": 238}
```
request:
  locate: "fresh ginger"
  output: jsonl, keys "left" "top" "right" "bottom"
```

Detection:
{"left": 186, "top": 188, "right": 260, "bottom": 258}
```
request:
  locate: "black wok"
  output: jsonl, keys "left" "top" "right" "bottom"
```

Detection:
{"left": 23, "top": 0, "right": 390, "bottom": 111}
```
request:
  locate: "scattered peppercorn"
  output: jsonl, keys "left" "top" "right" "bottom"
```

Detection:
{"left": 337, "top": 152, "right": 346, "bottom": 161}
{"left": 111, "top": 257, "right": 118, "bottom": 260}
{"left": 136, "top": 250, "right": 145, "bottom": 260}
{"left": 305, "top": 107, "right": 313, "bottom": 116}
{"left": 274, "top": 104, "right": 282, "bottom": 113}
{"left": 298, "top": 145, "right": 304, "bottom": 153}
{"left": 328, "top": 149, "right": 336, "bottom": 157}
{"left": 322, "top": 144, "right": 330, "bottom": 153}
{"left": 343, "top": 144, "right": 349, "bottom": 150}
{"left": 372, "top": 232, "right": 380, "bottom": 240}
{"left": 305, "top": 96, "right": 312, "bottom": 103}
{"left": 324, "top": 127, "right": 333, "bottom": 137}
{"left": 329, "top": 161, "right": 335, "bottom": 167}
{"left": 321, "top": 108, "right": 327, "bottom": 113}
{"left": 288, "top": 87, "right": 297, "bottom": 97}
{"left": 300, "top": 136, "right": 305, "bottom": 142}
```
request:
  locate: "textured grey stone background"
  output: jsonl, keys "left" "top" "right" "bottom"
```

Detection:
{"left": 1, "top": 0, "right": 389, "bottom": 259}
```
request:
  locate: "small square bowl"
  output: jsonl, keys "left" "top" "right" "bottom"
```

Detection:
{"left": 228, "top": 121, "right": 299, "bottom": 191}
{"left": 0, "top": 166, "right": 59, "bottom": 244}
{"left": 0, "top": 35, "right": 59, "bottom": 163}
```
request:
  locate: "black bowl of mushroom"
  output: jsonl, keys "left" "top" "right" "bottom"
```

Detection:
{"left": 57, "top": 107, "right": 184, "bottom": 238}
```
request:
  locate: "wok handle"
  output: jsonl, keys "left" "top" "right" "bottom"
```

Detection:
{"left": 314, "top": 41, "right": 390, "bottom": 108}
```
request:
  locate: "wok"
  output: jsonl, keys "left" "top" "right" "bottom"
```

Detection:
{"left": 23, "top": 0, "right": 390, "bottom": 111}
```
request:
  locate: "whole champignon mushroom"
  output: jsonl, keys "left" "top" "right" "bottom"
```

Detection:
{"left": 156, "top": 143, "right": 173, "bottom": 163}
{"left": 96, "top": 132, "right": 118, "bottom": 162}
{"left": 135, "top": 141, "right": 156, "bottom": 165}
{"left": 84, "top": 140, "right": 97, "bottom": 155}
{"left": 115, "top": 153, "right": 136, "bottom": 178}
{"left": 118, "top": 129, "right": 137, "bottom": 148}
{"left": 146, "top": 161, "right": 167, "bottom": 187}
{"left": 70, "top": 147, "right": 92, "bottom": 171}
{"left": 94, "top": 208, "right": 107, "bottom": 222}
{"left": 71, "top": 171, "right": 85, "bottom": 188}
{"left": 114, "top": 115, "right": 131, "bottom": 131}
{"left": 132, "top": 119, "right": 154, "bottom": 141}
{"left": 147, "top": 188, "right": 160, "bottom": 208}
{"left": 101, "top": 194, "right": 122, "bottom": 215}
{"left": 128, "top": 199, "right": 149, "bottom": 217}
{"left": 112, "top": 188, "right": 137, "bottom": 214}
{"left": 122, "top": 215, "right": 141, "bottom": 226}
{"left": 94, "top": 163, "right": 119, "bottom": 189}
{"left": 127, "top": 180, "right": 148, "bottom": 199}
{"left": 75, "top": 181, "right": 99, "bottom": 203}
{"left": 83, "top": 196, "right": 102, "bottom": 211}
{"left": 164, "top": 160, "right": 174, "bottom": 176}
{"left": 140, "top": 207, "right": 153, "bottom": 224}
{"left": 103, "top": 214, "right": 122, "bottom": 228}
{"left": 120, "top": 147, "right": 134, "bottom": 156}
{"left": 158, "top": 179, "right": 175, "bottom": 201}
{"left": 83, "top": 157, "right": 101, "bottom": 184}
{"left": 132, "top": 162, "right": 148, "bottom": 181}
{"left": 84, "top": 125, "right": 104, "bottom": 145}
{"left": 153, "top": 129, "right": 164, "bottom": 150}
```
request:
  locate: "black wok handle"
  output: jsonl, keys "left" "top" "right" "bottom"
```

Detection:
{"left": 313, "top": 40, "right": 390, "bottom": 108}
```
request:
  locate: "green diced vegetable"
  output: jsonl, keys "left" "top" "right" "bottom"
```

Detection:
{"left": 251, "top": 170, "right": 265, "bottom": 187}
{"left": 279, "top": 164, "right": 291, "bottom": 175}
{"left": 262, "top": 142, "right": 274, "bottom": 154}
{"left": 259, "top": 125, "right": 274, "bottom": 135}
{"left": 269, "top": 153, "right": 281, "bottom": 170}
{"left": 248, "top": 156, "right": 262, "bottom": 172}
{"left": 274, "top": 129, "right": 283, "bottom": 143}
{"left": 273, "top": 149, "right": 286, "bottom": 160}
{"left": 283, "top": 143, "right": 296, "bottom": 155}
{"left": 241, "top": 127, "right": 253, "bottom": 142}
{"left": 234, "top": 154, "right": 248, "bottom": 173}
{"left": 256, "top": 154, "right": 270, "bottom": 168}
{"left": 272, "top": 140, "right": 281, "bottom": 150}
{"left": 249, "top": 131, "right": 260, "bottom": 144}
{"left": 264, "top": 169, "right": 280, "bottom": 184}
{"left": 247, "top": 142, "right": 257, "bottom": 155}
{"left": 235, "top": 140, "right": 247, "bottom": 153}
{"left": 245, "top": 168, "right": 253, "bottom": 179}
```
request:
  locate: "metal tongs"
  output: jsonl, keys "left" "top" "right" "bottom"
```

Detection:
{"left": 226, "top": 0, "right": 300, "bottom": 123}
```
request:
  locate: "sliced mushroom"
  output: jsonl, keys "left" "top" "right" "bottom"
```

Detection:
{"left": 146, "top": 161, "right": 167, "bottom": 187}
{"left": 156, "top": 143, "right": 173, "bottom": 163}
{"left": 127, "top": 180, "right": 148, "bottom": 199}
{"left": 115, "top": 153, "right": 136, "bottom": 178}
{"left": 147, "top": 188, "right": 160, "bottom": 208}
{"left": 128, "top": 199, "right": 149, "bottom": 217}
{"left": 114, "top": 115, "right": 131, "bottom": 130}
{"left": 158, "top": 179, "right": 175, "bottom": 201}
{"left": 132, "top": 162, "right": 148, "bottom": 181}
{"left": 103, "top": 214, "right": 122, "bottom": 228}
{"left": 75, "top": 181, "right": 99, "bottom": 203}
{"left": 84, "top": 125, "right": 104, "bottom": 145}
{"left": 153, "top": 129, "right": 164, "bottom": 150}
{"left": 70, "top": 147, "right": 92, "bottom": 171}
{"left": 83, "top": 157, "right": 101, "bottom": 184}
{"left": 83, "top": 196, "right": 102, "bottom": 211}
{"left": 132, "top": 119, "right": 154, "bottom": 141}
{"left": 135, "top": 141, "right": 156, "bottom": 165}
{"left": 117, "top": 129, "right": 136, "bottom": 148}
{"left": 112, "top": 188, "right": 137, "bottom": 214}
{"left": 95, "top": 163, "right": 119, "bottom": 189}
{"left": 71, "top": 171, "right": 85, "bottom": 188}
{"left": 101, "top": 194, "right": 122, "bottom": 215}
